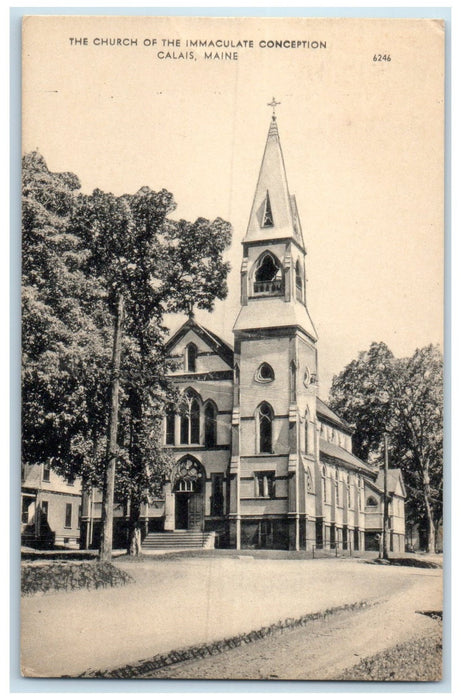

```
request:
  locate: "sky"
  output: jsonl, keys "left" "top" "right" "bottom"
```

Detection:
{"left": 22, "top": 15, "right": 445, "bottom": 398}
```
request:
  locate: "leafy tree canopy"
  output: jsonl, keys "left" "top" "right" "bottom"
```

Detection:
{"left": 22, "top": 152, "right": 232, "bottom": 552}
{"left": 329, "top": 342, "right": 443, "bottom": 551}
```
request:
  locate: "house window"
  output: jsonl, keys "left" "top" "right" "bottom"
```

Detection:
{"left": 186, "top": 343, "right": 198, "bottom": 372}
{"left": 21, "top": 498, "right": 30, "bottom": 524}
{"left": 253, "top": 252, "right": 283, "bottom": 295}
{"left": 255, "top": 472, "right": 276, "bottom": 498}
{"left": 41, "top": 500, "right": 49, "bottom": 518}
{"left": 257, "top": 402, "right": 273, "bottom": 453}
{"left": 65, "top": 503, "right": 72, "bottom": 528}
{"left": 67, "top": 475, "right": 75, "bottom": 486}
{"left": 180, "top": 392, "right": 200, "bottom": 445}
{"left": 211, "top": 473, "right": 224, "bottom": 516}
{"left": 295, "top": 260, "right": 303, "bottom": 301}
{"left": 42, "top": 464, "right": 50, "bottom": 482}
{"left": 204, "top": 402, "right": 217, "bottom": 447}
{"left": 165, "top": 411, "right": 175, "bottom": 445}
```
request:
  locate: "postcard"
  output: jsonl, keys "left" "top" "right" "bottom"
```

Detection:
{"left": 21, "top": 15, "right": 444, "bottom": 681}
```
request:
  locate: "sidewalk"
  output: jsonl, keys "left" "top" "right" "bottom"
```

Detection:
{"left": 20, "top": 556, "right": 442, "bottom": 677}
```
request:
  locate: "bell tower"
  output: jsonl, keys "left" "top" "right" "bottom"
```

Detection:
{"left": 229, "top": 104, "right": 319, "bottom": 551}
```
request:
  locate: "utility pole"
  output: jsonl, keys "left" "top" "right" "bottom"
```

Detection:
{"left": 100, "top": 292, "right": 125, "bottom": 562}
{"left": 383, "top": 433, "right": 389, "bottom": 560}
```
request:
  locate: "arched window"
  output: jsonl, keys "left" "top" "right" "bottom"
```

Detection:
{"left": 295, "top": 260, "right": 303, "bottom": 301}
{"left": 289, "top": 361, "right": 297, "bottom": 402}
{"left": 190, "top": 398, "right": 200, "bottom": 443}
{"left": 335, "top": 468, "right": 340, "bottom": 505}
{"left": 258, "top": 402, "right": 273, "bottom": 454}
{"left": 180, "top": 391, "right": 201, "bottom": 445}
{"left": 186, "top": 343, "right": 197, "bottom": 372}
{"left": 305, "top": 466, "right": 313, "bottom": 493}
{"left": 304, "top": 410, "right": 309, "bottom": 454}
{"left": 253, "top": 252, "right": 283, "bottom": 296}
{"left": 255, "top": 362, "right": 274, "bottom": 383}
{"left": 322, "top": 465, "right": 327, "bottom": 503}
{"left": 204, "top": 402, "right": 217, "bottom": 448}
{"left": 172, "top": 456, "right": 204, "bottom": 493}
{"left": 234, "top": 362, "right": 240, "bottom": 404}
{"left": 366, "top": 496, "right": 378, "bottom": 509}
{"left": 165, "top": 411, "right": 175, "bottom": 445}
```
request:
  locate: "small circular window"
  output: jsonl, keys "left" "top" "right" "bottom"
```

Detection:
{"left": 255, "top": 362, "right": 275, "bottom": 383}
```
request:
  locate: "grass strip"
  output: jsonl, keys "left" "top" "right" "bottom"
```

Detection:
{"left": 78, "top": 599, "right": 374, "bottom": 679}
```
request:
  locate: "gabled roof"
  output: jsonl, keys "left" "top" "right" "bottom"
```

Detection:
{"left": 165, "top": 317, "right": 234, "bottom": 368}
{"left": 243, "top": 116, "right": 305, "bottom": 250}
{"left": 374, "top": 469, "right": 407, "bottom": 498}
{"left": 319, "top": 438, "right": 377, "bottom": 476}
{"left": 316, "top": 397, "right": 354, "bottom": 435}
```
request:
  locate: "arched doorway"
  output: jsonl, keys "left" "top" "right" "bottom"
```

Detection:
{"left": 172, "top": 456, "right": 205, "bottom": 531}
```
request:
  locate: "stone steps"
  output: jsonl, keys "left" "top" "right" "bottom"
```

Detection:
{"left": 142, "top": 531, "right": 215, "bottom": 550}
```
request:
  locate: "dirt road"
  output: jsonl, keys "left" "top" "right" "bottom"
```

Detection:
{"left": 21, "top": 556, "right": 442, "bottom": 678}
{"left": 140, "top": 566, "right": 442, "bottom": 680}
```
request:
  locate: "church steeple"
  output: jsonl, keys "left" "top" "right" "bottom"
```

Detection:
{"left": 234, "top": 109, "right": 316, "bottom": 342}
{"left": 243, "top": 112, "right": 305, "bottom": 251}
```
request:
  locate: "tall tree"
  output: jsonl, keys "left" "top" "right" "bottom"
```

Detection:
{"left": 23, "top": 153, "right": 232, "bottom": 559}
{"left": 69, "top": 186, "right": 232, "bottom": 559}
{"left": 329, "top": 342, "right": 443, "bottom": 553}
{"left": 22, "top": 152, "right": 112, "bottom": 485}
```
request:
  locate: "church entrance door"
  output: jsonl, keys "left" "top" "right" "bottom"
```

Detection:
{"left": 172, "top": 455, "right": 205, "bottom": 532}
{"left": 175, "top": 493, "right": 189, "bottom": 529}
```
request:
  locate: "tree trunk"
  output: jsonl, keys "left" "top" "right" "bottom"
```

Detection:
{"left": 422, "top": 467, "right": 436, "bottom": 554}
{"left": 99, "top": 292, "right": 125, "bottom": 562}
{"left": 127, "top": 503, "right": 142, "bottom": 556}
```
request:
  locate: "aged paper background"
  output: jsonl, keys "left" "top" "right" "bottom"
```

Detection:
{"left": 22, "top": 15, "right": 444, "bottom": 395}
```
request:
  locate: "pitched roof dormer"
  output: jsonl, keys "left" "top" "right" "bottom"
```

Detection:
{"left": 166, "top": 317, "right": 234, "bottom": 370}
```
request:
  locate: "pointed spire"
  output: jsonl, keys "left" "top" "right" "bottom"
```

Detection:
{"left": 243, "top": 113, "right": 304, "bottom": 249}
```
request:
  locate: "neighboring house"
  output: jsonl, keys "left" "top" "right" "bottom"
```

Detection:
{"left": 363, "top": 470, "right": 406, "bottom": 553}
{"left": 21, "top": 462, "right": 82, "bottom": 549}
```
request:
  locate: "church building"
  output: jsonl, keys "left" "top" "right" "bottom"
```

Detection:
{"left": 142, "top": 111, "right": 406, "bottom": 553}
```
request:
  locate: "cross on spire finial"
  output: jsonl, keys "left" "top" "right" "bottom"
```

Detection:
{"left": 267, "top": 96, "right": 281, "bottom": 120}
